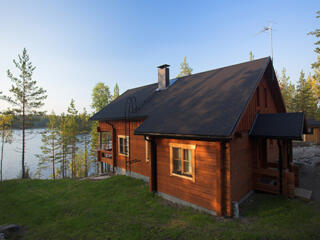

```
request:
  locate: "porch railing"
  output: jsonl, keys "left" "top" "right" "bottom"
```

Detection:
{"left": 253, "top": 167, "right": 296, "bottom": 197}
{"left": 97, "top": 149, "right": 113, "bottom": 165}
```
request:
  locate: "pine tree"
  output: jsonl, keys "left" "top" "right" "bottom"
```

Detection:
{"left": 308, "top": 10, "right": 320, "bottom": 69}
{"left": 112, "top": 83, "right": 120, "bottom": 102}
{"left": 66, "top": 99, "right": 79, "bottom": 178}
{"left": 177, "top": 56, "right": 193, "bottom": 77}
{"left": 279, "top": 68, "right": 296, "bottom": 112}
{"left": 57, "top": 113, "right": 69, "bottom": 178}
{"left": 0, "top": 111, "right": 13, "bottom": 181}
{"left": 37, "top": 112, "right": 60, "bottom": 179}
{"left": 308, "top": 10, "right": 320, "bottom": 108}
{"left": 249, "top": 51, "right": 254, "bottom": 61}
{"left": 294, "top": 70, "right": 318, "bottom": 119}
{"left": 2, "top": 48, "right": 47, "bottom": 178}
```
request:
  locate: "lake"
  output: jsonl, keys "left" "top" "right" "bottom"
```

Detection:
{"left": 1, "top": 129, "right": 94, "bottom": 180}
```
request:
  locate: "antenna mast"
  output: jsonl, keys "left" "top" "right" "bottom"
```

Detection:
{"left": 256, "top": 23, "right": 274, "bottom": 61}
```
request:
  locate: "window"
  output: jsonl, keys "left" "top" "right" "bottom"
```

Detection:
{"left": 257, "top": 86, "right": 260, "bottom": 107}
{"left": 145, "top": 140, "right": 150, "bottom": 162}
{"left": 100, "top": 132, "right": 112, "bottom": 151}
{"left": 169, "top": 143, "right": 195, "bottom": 181}
{"left": 264, "top": 87, "right": 268, "bottom": 108}
{"left": 118, "top": 135, "right": 129, "bottom": 156}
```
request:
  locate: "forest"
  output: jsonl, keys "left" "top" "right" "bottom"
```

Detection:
{"left": 0, "top": 48, "right": 120, "bottom": 180}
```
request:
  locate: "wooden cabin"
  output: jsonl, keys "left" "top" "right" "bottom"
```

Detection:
{"left": 303, "top": 119, "right": 320, "bottom": 144}
{"left": 90, "top": 57, "right": 306, "bottom": 217}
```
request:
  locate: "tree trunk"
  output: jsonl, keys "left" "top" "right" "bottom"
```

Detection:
{"left": 62, "top": 146, "right": 65, "bottom": 179}
{"left": 52, "top": 136, "right": 55, "bottom": 180}
{"left": 22, "top": 107, "right": 26, "bottom": 178}
{"left": 72, "top": 140, "right": 75, "bottom": 178}
{"left": 85, "top": 136, "right": 88, "bottom": 177}
{"left": 1, "top": 130, "right": 5, "bottom": 181}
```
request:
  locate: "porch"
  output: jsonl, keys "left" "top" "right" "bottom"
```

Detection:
{"left": 97, "top": 131, "right": 114, "bottom": 166}
{"left": 249, "top": 113, "right": 307, "bottom": 198}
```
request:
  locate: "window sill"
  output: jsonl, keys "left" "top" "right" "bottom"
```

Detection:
{"left": 119, "top": 153, "right": 129, "bottom": 157}
{"left": 170, "top": 172, "right": 195, "bottom": 182}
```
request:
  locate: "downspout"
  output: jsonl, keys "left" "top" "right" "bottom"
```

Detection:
{"left": 145, "top": 136, "right": 157, "bottom": 192}
{"left": 106, "top": 121, "right": 117, "bottom": 173}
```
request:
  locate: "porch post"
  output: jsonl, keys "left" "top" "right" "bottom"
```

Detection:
{"left": 149, "top": 137, "right": 157, "bottom": 192}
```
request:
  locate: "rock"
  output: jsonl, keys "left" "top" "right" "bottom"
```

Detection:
{"left": 0, "top": 224, "right": 21, "bottom": 233}
{"left": 0, "top": 233, "right": 5, "bottom": 240}
{"left": 293, "top": 145, "right": 320, "bottom": 167}
{"left": 295, "top": 187, "right": 313, "bottom": 201}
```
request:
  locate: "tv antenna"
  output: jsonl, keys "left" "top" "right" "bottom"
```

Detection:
{"left": 256, "top": 23, "right": 274, "bottom": 61}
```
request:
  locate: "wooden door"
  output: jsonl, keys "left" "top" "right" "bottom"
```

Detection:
{"left": 257, "top": 139, "right": 267, "bottom": 169}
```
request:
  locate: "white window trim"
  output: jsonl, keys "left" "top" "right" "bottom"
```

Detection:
{"left": 169, "top": 143, "right": 196, "bottom": 182}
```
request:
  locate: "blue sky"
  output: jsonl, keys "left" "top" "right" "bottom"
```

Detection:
{"left": 0, "top": 0, "right": 319, "bottom": 114}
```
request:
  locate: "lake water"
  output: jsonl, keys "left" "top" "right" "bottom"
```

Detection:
{"left": 1, "top": 129, "right": 94, "bottom": 180}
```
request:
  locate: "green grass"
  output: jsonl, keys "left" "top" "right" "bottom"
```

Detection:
{"left": 0, "top": 176, "right": 320, "bottom": 240}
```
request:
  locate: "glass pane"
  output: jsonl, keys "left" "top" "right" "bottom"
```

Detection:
{"left": 183, "top": 149, "right": 191, "bottom": 161}
{"left": 173, "top": 147, "right": 181, "bottom": 160}
{"left": 120, "top": 138, "right": 124, "bottom": 153}
{"left": 183, "top": 161, "right": 191, "bottom": 174}
{"left": 173, "top": 160, "right": 181, "bottom": 172}
{"left": 101, "top": 132, "right": 112, "bottom": 150}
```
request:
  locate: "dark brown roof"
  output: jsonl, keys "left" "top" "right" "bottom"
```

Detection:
{"left": 91, "top": 57, "right": 274, "bottom": 139}
{"left": 306, "top": 119, "right": 320, "bottom": 128}
{"left": 249, "top": 112, "right": 306, "bottom": 140}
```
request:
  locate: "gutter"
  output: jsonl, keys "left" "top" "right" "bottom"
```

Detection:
{"left": 137, "top": 131, "right": 232, "bottom": 142}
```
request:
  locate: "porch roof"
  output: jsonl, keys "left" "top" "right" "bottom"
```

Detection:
{"left": 249, "top": 112, "right": 306, "bottom": 140}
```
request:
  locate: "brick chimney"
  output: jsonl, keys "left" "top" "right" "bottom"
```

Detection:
{"left": 157, "top": 64, "right": 170, "bottom": 90}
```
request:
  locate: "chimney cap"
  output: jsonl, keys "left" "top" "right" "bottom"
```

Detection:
{"left": 157, "top": 64, "right": 170, "bottom": 69}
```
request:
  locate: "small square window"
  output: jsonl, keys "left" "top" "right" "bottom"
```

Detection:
{"left": 169, "top": 143, "right": 195, "bottom": 181}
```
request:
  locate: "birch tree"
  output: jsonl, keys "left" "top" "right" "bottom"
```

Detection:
{"left": 0, "top": 112, "right": 13, "bottom": 181}
{"left": 90, "top": 82, "right": 112, "bottom": 174}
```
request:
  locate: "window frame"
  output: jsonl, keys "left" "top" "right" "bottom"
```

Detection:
{"left": 100, "top": 131, "right": 112, "bottom": 151}
{"left": 118, "top": 135, "right": 129, "bottom": 157}
{"left": 145, "top": 140, "right": 150, "bottom": 162}
{"left": 169, "top": 143, "right": 196, "bottom": 182}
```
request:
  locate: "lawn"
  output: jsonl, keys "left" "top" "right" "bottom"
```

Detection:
{"left": 0, "top": 176, "right": 320, "bottom": 240}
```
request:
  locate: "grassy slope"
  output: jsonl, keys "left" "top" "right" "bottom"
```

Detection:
{"left": 0, "top": 176, "right": 320, "bottom": 240}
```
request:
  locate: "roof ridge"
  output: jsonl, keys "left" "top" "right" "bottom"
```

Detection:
{"left": 126, "top": 82, "right": 158, "bottom": 92}
{"left": 175, "top": 57, "right": 270, "bottom": 81}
